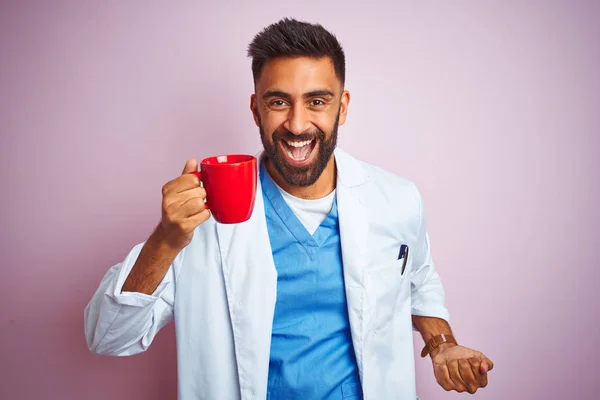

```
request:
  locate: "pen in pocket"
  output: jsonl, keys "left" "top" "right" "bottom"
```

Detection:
{"left": 398, "top": 244, "right": 409, "bottom": 275}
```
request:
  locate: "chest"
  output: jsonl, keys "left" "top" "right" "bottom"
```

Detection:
{"left": 265, "top": 195, "right": 345, "bottom": 299}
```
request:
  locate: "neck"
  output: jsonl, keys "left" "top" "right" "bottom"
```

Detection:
{"left": 265, "top": 156, "right": 337, "bottom": 200}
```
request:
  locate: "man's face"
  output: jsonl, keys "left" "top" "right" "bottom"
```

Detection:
{"left": 251, "top": 57, "right": 350, "bottom": 187}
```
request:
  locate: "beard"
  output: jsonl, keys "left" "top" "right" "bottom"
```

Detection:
{"left": 259, "top": 110, "right": 340, "bottom": 187}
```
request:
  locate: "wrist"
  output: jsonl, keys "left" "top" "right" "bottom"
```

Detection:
{"left": 429, "top": 342, "right": 457, "bottom": 358}
{"left": 421, "top": 333, "right": 458, "bottom": 358}
{"left": 151, "top": 225, "right": 185, "bottom": 255}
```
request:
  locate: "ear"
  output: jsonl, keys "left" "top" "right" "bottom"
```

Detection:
{"left": 250, "top": 94, "right": 260, "bottom": 127}
{"left": 337, "top": 90, "right": 350, "bottom": 126}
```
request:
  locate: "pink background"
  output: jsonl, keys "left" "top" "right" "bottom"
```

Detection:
{"left": 1, "top": 1, "right": 598, "bottom": 399}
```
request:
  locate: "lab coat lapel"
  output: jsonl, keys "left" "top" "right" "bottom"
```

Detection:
{"left": 335, "top": 148, "right": 369, "bottom": 380}
{"left": 215, "top": 151, "right": 277, "bottom": 400}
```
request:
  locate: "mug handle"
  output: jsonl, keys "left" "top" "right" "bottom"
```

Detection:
{"left": 190, "top": 171, "right": 210, "bottom": 210}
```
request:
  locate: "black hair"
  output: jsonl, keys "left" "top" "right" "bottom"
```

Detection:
{"left": 247, "top": 18, "right": 346, "bottom": 86}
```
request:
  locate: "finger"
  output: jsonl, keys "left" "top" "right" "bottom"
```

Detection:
{"left": 165, "top": 186, "right": 207, "bottom": 208}
{"left": 434, "top": 363, "right": 454, "bottom": 392}
{"left": 458, "top": 359, "right": 478, "bottom": 394}
{"left": 174, "top": 209, "right": 210, "bottom": 236}
{"left": 186, "top": 208, "right": 211, "bottom": 225}
{"left": 184, "top": 186, "right": 207, "bottom": 201}
{"left": 163, "top": 189, "right": 207, "bottom": 220}
{"left": 179, "top": 196, "right": 208, "bottom": 218}
{"left": 163, "top": 174, "right": 201, "bottom": 197}
{"left": 448, "top": 360, "right": 468, "bottom": 393}
{"left": 481, "top": 357, "right": 494, "bottom": 373}
{"left": 478, "top": 368, "right": 488, "bottom": 388}
{"left": 469, "top": 357, "right": 488, "bottom": 388}
{"left": 163, "top": 186, "right": 206, "bottom": 210}
{"left": 468, "top": 357, "right": 485, "bottom": 387}
{"left": 181, "top": 159, "right": 198, "bottom": 175}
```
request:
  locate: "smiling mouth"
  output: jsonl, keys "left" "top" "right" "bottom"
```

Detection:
{"left": 279, "top": 139, "right": 317, "bottom": 163}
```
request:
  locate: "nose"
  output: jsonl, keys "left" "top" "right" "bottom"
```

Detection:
{"left": 283, "top": 104, "right": 312, "bottom": 135}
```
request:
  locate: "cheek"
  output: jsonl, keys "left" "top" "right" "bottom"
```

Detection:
{"left": 313, "top": 115, "right": 336, "bottom": 135}
{"left": 262, "top": 112, "right": 287, "bottom": 134}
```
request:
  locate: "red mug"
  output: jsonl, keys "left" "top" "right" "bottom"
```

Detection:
{"left": 191, "top": 154, "right": 257, "bottom": 224}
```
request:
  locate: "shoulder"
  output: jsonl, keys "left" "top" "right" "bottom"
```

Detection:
{"left": 365, "top": 162, "right": 419, "bottom": 197}
{"left": 335, "top": 148, "right": 426, "bottom": 249}
{"left": 335, "top": 147, "right": 423, "bottom": 207}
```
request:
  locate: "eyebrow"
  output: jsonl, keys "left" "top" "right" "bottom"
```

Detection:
{"left": 262, "top": 89, "right": 335, "bottom": 99}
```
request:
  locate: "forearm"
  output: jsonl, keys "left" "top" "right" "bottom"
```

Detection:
{"left": 412, "top": 315, "right": 456, "bottom": 356}
{"left": 122, "top": 226, "right": 181, "bottom": 295}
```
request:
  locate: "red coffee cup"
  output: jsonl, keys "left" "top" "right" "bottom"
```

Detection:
{"left": 191, "top": 154, "right": 257, "bottom": 224}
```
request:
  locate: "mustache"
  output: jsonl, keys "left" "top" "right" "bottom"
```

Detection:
{"left": 272, "top": 129, "right": 326, "bottom": 142}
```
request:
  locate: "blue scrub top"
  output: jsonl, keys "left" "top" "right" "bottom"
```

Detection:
{"left": 261, "top": 162, "right": 363, "bottom": 400}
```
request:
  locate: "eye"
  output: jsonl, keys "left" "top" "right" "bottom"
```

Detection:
{"left": 270, "top": 100, "right": 287, "bottom": 108}
{"left": 310, "top": 99, "right": 325, "bottom": 107}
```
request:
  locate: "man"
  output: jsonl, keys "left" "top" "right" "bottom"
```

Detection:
{"left": 85, "top": 18, "right": 493, "bottom": 400}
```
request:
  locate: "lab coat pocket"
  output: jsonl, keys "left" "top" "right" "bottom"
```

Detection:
{"left": 366, "top": 259, "right": 411, "bottom": 332}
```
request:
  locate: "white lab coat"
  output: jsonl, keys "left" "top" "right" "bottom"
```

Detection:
{"left": 84, "top": 148, "right": 449, "bottom": 400}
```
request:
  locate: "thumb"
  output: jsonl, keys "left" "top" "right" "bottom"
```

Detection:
{"left": 480, "top": 358, "right": 494, "bottom": 374}
{"left": 181, "top": 159, "right": 198, "bottom": 175}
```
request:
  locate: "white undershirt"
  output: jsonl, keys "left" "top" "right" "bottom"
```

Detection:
{"left": 273, "top": 182, "right": 336, "bottom": 235}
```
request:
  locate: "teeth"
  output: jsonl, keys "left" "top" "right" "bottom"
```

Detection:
{"left": 282, "top": 139, "right": 314, "bottom": 161}
{"left": 285, "top": 139, "right": 313, "bottom": 148}
{"left": 286, "top": 148, "right": 309, "bottom": 161}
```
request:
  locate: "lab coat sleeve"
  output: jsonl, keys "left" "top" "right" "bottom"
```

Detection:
{"left": 84, "top": 242, "right": 183, "bottom": 356}
{"left": 409, "top": 190, "right": 451, "bottom": 325}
